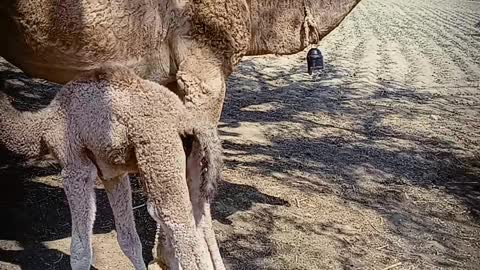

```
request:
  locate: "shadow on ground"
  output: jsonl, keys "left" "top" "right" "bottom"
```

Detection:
{"left": 0, "top": 154, "right": 288, "bottom": 269}
{"left": 0, "top": 152, "right": 153, "bottom": 269}
{"left": 222, "top": 58, "right": 480, "bottom": 216}
{"left": 217, "top": 57, "right": 480, "bottom": 268}
{"left": 1, "top": 53, "right": 479, "bottom": 269}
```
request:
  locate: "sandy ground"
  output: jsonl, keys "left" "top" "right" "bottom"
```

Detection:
{"left": 1, "top": 0, "right": 480, "bottom": 269}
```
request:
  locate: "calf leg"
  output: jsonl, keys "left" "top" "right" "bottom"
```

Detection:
{"left": 62, "top": 161, "right": 97, "bottom": 270}
{"left": 134, "top": 136, "right": 213, "bottom": 270}
{"left": 199, "top": 203, "right": 225, "bottom": 270}
{"left": 104, "top": 175, "right": 146, "bottom": 270}
{"left": 189, "top": 192, "right": 225, "bottom": 270}
{"left": 146, "top": 183, "right": 213, "bottom": 270}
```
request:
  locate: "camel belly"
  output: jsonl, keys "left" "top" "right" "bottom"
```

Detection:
{"left": 2, "top": 49, "right": 175, "bottom": 85}
{"left": 0, "top": 0, "right": 174, "bottom": 84}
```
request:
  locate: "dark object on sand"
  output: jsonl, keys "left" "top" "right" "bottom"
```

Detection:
{"left": 307, "top": 48, "right": 324, "bottom": 75}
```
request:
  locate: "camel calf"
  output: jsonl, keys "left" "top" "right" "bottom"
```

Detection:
{"left": 0, "top": 65, "right": 225, "bottom": 270}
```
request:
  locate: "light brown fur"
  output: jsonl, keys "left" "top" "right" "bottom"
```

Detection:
{"left": 0, "top": 65, "right": 225, "bottom": 270}
{"left": 247, "top": 0, "right": 362, "bottom": 55}
{"left": 0, "top": 0, "right": 361, "bottom": 124}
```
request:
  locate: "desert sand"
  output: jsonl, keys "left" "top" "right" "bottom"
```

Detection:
{"left": 1, "top": 0, "right": 479, "bottom": 269}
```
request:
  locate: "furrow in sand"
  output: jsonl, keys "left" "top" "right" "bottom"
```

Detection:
{"left": 322, "top": 11, "right": 354, "bottom": 50}
{"left": 374, "top": 1, "right": 436, "bottom": 87}
{"left": 392, "top": 3, "right": 455, "bottom": 70}
{"left": 384, "top": 41, "right": 410, "bottom": 86}
{"left": 421, "top": 6, "right": 480, "bottom": 56}
{"left": 357, "top": 0, "right": 398, "bottom": 84}
{"left": 370, "top": 1, "right": 424, "bottom": 85}
{"left": 351, "top": 30, "right": 380, "bottom": 85}
{"left": 413, "top": 5, "right": 478, "bottom": 56}
{"left": 465, "top": 12, "right": 480, "bottom": 23}
{"left": 342, "top": 6, "right": 369, "bottom": 75}
{"left": 427, "top": 7, "right": 480, "bottom": 44}
{"left": 325, "top": 0, "right": 382, "bottom": 87}
{"left": 322, "top": 9, "right": 362, "bottom": 68}
{"left": 430, "top": 1, "right": 480, "bottom": 28}
{"left": 319, "top": 4, "right": 372, "bottom": 90}
{"left": 395, "top": 4, "right": 473, "bottom": 85}
{"left": 459, "top": 4, "right": 480, "bottom": 22}
{"left": 373, "top": 0, "right": 479, "bottom": 87}
{"left": 410, "top": 6, "right": 480, "bottom": 83}
{"left": 430, "top": 3, "right": 480, "bottom": 33}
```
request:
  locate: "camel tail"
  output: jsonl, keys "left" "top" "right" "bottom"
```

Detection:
{"left": 188, "top": 123, "right": 224, "bottom": 201}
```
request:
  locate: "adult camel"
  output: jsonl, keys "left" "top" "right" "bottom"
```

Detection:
{"left": 0, "top": 0, "right": 360, "bottom": 123}
{"left": 0, "top": 0, "right": 361, "bottom": 269}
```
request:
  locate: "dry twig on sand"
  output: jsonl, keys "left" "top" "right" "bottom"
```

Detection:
{"left": 381, "top": 262, "right": 402, "bottom": 270}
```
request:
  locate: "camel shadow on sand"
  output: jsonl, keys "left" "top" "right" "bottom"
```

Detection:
{"left": 218, "top": 57, "right": 480, "bottom": 269}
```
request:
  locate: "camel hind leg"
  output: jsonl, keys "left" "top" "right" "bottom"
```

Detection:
{"left": 62, "top": 159, "right": 98, "bottom": 270}
{"left": 133, "top": 133, "right": 213, "bottom": 270}
{"left": 104, "top": 174, "right": 146, "bottom": 270}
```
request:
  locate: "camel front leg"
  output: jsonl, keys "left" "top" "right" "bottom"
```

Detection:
{"left": 104, "top": 174, "right": 146, "bottom": 270}
{"left": 62, "top": 161, "right": 97, "bottom": 270}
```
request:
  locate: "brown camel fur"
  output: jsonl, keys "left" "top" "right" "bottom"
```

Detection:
{"left": 0, "top": 65, "right": 225, "bottom": 270}
{"left": 0, "top": 0, "right": 361, "bottom": 124}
